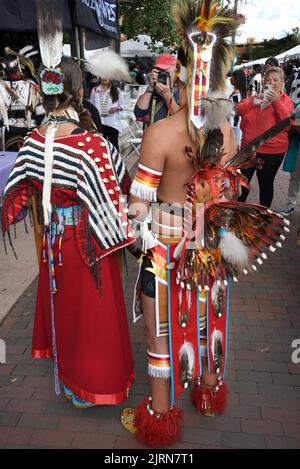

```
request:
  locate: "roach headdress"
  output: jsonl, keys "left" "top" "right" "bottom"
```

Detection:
{"left": 172, "top": 0, "right": 243, "bottom": 152}
{"left": 3, "top": 46, "right": 38, "bottom": 82}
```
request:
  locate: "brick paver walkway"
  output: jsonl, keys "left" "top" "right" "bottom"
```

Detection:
{"left": 0, "top": 169, "right": 300, "bottom": 449}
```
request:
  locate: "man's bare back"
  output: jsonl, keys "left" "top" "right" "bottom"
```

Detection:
{"left": 131, "top": 108, "right": 237, "bottom": 207}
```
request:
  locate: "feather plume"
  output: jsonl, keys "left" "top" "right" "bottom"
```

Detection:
{"left": 174, "top": 236, "right": 186, "bottom": 260}
{"left": 86, "top": 50, "right": 132, "bottom": 82}
{"left": 199, "top": 128, "right": 224, "bottom": 165}
{"left": 211, "top": 280, "right": 225, "bottom": 318}
{"left": 219, "top": 230, "right": 249, "bottom": 269}
{"left": 19, "top": 45, "right": 34, "bottom": 56}
{"left": 201, "top": 91, "right": 233, "bottom": 129}
{"left": 179, "top": 341, "right": 195, "bottom": 389}
{"left": 211, "top": 328, "right": 223, "bottom": 373}
{"left": 4, "top": 47, "right": 37, "bottom": 81}
{"left": 37, "top": 0, "right": 63, "bottom": 69}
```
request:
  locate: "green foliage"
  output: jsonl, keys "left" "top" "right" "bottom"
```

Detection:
{"left": 120, "top": 0, "right": 179, "bottom": 52}
{"left": 238, "top": 28, "right": 300, "bottom": 63}
{"left": 120, "top": 0, "right": 226, "bottom": 52}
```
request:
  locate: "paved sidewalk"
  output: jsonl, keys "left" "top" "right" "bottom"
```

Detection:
{"left": 0, "top": 170, "right": 300, "bottom": 449}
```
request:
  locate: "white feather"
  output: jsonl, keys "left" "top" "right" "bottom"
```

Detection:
{"left": 173, "top": 236, "right": 186, "bottom": 260}
{"left": 39, "top": 31, "right": 63, "bottom": 68}
{"left": 211, "top": 280, "right": 221, "bottom": 303}
{"left": 26, "top": 50, "right": 39, "bottom": 59}
{"left": 219, "top": 230, "right": 249, "bottom": 269}
{"left": 210, "top": 329, "right": 223, "bottom": 360}
{"left": 86, "top": 50, "right": 131, "bottom": 82}
{"left": 19, "top": 45, "right": 34, "bottom": 56}
{"left": 179, "top": 341, "right": 195, "bottom": 376}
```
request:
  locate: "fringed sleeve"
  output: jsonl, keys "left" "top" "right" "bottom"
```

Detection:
{"left": 1, "top": 184, "right": 33, "bottom": 258}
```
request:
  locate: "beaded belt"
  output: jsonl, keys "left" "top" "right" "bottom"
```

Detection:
{"left": 54, "top": 205, "right": 82, "bottom": 226}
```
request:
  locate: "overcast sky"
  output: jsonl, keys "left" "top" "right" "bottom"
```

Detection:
{"left": 236, "top": 0, "right": 300, "bottom": 43}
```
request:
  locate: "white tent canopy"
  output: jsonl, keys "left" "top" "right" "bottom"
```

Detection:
{"left": 120, "top": 34, "right": 169, "bottom": 58}
{"left": 235, "top": 44, "right": 300, "bottom": 70}
{"left": 275, "top": 44, "right": 300, "bottom": 62}
{"left": 234, "top": 57, "right": 267, "bottom": 70}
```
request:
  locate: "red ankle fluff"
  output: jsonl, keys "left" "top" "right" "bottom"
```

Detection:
{"left": 191, "top": 378, "right": 228, "bottom": 415}
{"left": 134, "top": 398, "right": 183, "bottom": 448}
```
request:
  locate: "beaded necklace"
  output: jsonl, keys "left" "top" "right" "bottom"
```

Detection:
{"left": 47, "top": 108, "right": 80, "bottom": 126}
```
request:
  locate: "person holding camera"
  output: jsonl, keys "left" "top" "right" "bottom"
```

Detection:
{"left": 236, "top": 67, "right": 294, "bottom": 208}
{"left": 134, "top": 54, "right": 184, "bottom": 125}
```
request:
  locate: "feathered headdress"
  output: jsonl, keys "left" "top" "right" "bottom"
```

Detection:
{"left": 172, "top": 0, "right": 243, "bottom": 151}
{"left": 86, "top": 49, "right": 132, "bottom": 82}
{"left": 3, "top": 46, "right": 38, "bottom": 82}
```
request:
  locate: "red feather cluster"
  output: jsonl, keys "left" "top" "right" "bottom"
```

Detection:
{"left": 191, "top": 380, "right": 228, "bottom": 415}
{"left": 134, "top": 399, "right": 183, "bottom": 448}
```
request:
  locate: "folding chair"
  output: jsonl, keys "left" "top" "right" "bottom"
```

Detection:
{"left": 120, "top": 117, "right": 142, "bottom": 163}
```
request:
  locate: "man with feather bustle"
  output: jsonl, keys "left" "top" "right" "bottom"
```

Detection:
{"left": 121, "top": 0, "right": 294, "bottom": 448}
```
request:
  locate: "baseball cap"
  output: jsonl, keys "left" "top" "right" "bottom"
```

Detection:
{"left": 155, "top": 54, "right": 177, "bottom": 70}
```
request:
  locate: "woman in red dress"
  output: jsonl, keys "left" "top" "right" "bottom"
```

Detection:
{"left": 2, "top": 55, "right": 135, "bottom": 408}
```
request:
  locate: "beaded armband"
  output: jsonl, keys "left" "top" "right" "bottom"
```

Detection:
{"left": 130, "top": 163, "right": 162, "bottom": 202}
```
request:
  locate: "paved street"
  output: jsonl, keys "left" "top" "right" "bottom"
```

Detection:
{"left": 0, "top": 169, "right": 300, "bottom": 449}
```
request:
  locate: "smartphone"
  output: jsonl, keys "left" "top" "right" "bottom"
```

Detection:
{"left": 263, "top": 84, "right": 273, "bottom": 100}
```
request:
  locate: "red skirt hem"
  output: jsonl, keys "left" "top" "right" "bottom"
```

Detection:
{"left": 32, "top": 348, "right": 135, "bottom": 405}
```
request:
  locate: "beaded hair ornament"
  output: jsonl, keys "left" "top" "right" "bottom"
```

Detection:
{"left": 40, "top": 67, "right": 64, "bottom": 96}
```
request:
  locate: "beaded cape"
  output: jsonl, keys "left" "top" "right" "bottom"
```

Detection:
{"left": 2, "top": 130, "right": 135, "bottom": 266}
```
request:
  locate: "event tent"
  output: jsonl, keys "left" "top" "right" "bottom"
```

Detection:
{"left": 275, "top": 44, "right": 300, "bottom": 63}
{"left": 235, "top": 44, "right": 300, "bottom": 70}
{"left": 120, "top": 34, "right": 169, "bottom": 58}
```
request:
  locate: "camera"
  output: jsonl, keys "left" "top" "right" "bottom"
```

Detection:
{"left": 157, "top": 70, "right": 170, "bottom": 86}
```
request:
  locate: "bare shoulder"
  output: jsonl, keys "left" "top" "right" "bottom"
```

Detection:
{"left": 143, "top": 110, "right": 186, "bottom": 143}
{"left": 140, "top": 109, "right": 189, "bottom": 169}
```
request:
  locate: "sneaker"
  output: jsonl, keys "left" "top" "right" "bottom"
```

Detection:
{"left": 278, "top": 206, "right": 295, "bottom": 216}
